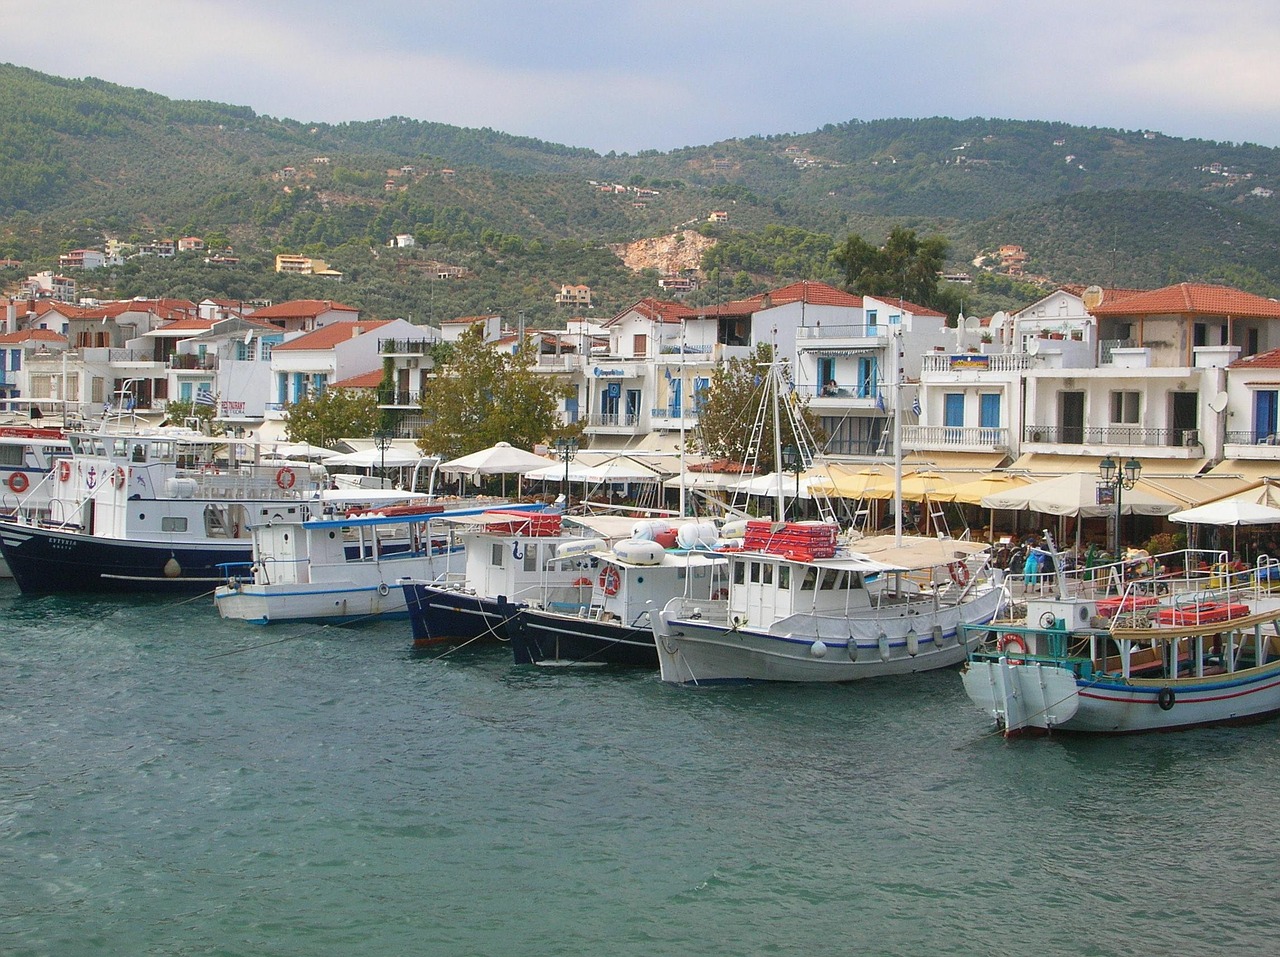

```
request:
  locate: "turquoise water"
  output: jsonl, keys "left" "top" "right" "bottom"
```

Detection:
{"left": 4, "top": 580, "right": 1279, "bottom": 957}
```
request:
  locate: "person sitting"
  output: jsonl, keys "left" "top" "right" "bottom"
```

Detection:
{"left": 822, "top": 379, "right": 839, "bottom": 396}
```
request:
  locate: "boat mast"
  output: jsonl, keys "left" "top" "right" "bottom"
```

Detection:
{"left": 892, "top": 328, "right": 903, "bottom": 546}
{"left": 771, "top": 356, "right": 785, "bottom": 521}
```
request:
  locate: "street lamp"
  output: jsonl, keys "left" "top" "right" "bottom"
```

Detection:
{"left": 555, "top": 436, "right": 578, "bottom": 500}
{"left": 781, "top": 443, "right": 804, "bottom": 520}
{"left": 373, "top": 429, "right": 394, "bottom": 489}
{"left": 1097, "top": 454, "right": 1141, "bottom": 559}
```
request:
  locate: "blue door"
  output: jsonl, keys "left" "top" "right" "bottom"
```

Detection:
{"left": 1255, "top": 390, "right": 1278, "bottom": 442}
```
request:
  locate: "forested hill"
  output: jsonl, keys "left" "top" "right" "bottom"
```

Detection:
{"left": 5, "top": 61, "right": 1280, "bottom": 321}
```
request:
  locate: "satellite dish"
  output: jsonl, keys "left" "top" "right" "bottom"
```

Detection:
{"left": 1027, "top": 338, "right": 1041, "bottom": 356}
{"left": 991, "top": 310, "right": 1008, "bottom": 329}
{"left": 1208, "top": 391, "right": 1229, "bottom": 414}
{"left": 963, "top": 315, "right": 981, "bottom": 333}
{"left": 1082, "top": 285, "right": 1104, "bottom": 311}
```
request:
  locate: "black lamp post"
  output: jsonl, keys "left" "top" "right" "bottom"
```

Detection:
{"left": 373, "top": 429, "right": 393, "bottom": 489}
{"left": 1098, "top": 454, "right": 1141, "bottom": 559}
{"left": 555, "top": 436, "right": 578, "bottom": 500}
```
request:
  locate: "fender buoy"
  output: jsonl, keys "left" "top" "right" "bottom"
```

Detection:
{"left": 948, "top": 561, "right": 971, "bottom": 587}
{"left": 599, "top": 566, "right": 621, "bottom": 596}
{"left": 57, "top": 460, "right": 71, "bottom": 482}
{"left": 7, "top": 471, "right": 29, "bottom": 493}
{"left": 275, "top": 466, "right": 296, "bottom": 490}
{"left": 1157, "top": 687, "right": 1176, "bottom": 711}
{"left": 378, "top": 582, "right": 390, "bottom": 597}
{"left": 110, "top": 466, "right": 126, "bottom": 489}
{"left": 998, "top": 633, "right": 1027, "bottom": 664}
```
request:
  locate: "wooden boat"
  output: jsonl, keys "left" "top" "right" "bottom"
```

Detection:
{"left": 962, "top": 592, "right": 1280, "bottom": 735}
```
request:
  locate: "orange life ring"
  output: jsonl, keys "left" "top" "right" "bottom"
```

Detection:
{"left": 572, "top": 576, "right": 593, "bottom": 587}
{"left": 7, "top": 471, "right": 29, "bottom": 493}
{"left": 110, "top": 466, "right": 126, "bottom": 489}
{"left": 275, "top": 466, "right": 296, "bottom": 490}
{"left": 711, "top": 588, "right": 729, "bottom": 601}
{"left": 57, "top": 460, "right": 71, "bottom": 482}
{"left": 948, "top": 561, "right": 971, "bottom": 587}
{"left": 599, "top": 566, "right": 621, "bottom": 596}
{"left": 998, "top": 633, "right": 1027, "bottom": 665}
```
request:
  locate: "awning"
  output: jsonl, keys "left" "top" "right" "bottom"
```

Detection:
{"left": 902, "top": 451, "right": 1007, "bottom": 473}
{"left": 1139, "top": 475, "right": 1256, "bottom": 508}
{"left": 1205, "top": 459, "right": 1280, "bottom": 483}
{"left": 1007, "top": 453, "right": 1207, "bottom": 477}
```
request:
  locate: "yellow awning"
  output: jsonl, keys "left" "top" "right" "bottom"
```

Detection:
{"left": 1205, "top": 459, "right": 1280, "bottom": 483}
{"left": 901, "top": 450, "right": 1008, "bottom": 472}
{"left": 1007, "top": 453, "right": 1207, "bottom": 477}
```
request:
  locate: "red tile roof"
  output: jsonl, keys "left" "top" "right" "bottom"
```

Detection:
{"left": 605, "top": 298, "right": 693, "bottom": 326}
{"left": 1229, "top": 348, "right": 1280, "bottom": 369}
{"left": 1092, "top": 282, "right": 1280, "bottom": 319}
{"left": 330, "top": 369, "right": 384, "bottom": 389}
{"left": 273, "top": 319, "right": 394, "bottom": 351}
{"left": 441, "top": 315, "right": 498, "bottom": 324}
{"left": 0, "top": 328, "right": 66, "bottom": 345}
{"left": 249, "top": 299, "right": 360, "bottom": 320}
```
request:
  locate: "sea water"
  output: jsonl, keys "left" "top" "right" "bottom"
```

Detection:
{"left": 3, "top": 580, "right": 1279, "bottom": 957}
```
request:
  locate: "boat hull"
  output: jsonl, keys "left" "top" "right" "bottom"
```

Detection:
{"left": 0, "top": 520, "right": 248, "bottom": 594}
{"left": 214, "top": 578, "right": 410, "bottom": 625}
{"left": 401, "top": 581, "right": 519, "bottom": 646}
{"left": 964, "top": 659, "right": 1280, "bottom": 733}
{"left": 509, "top": 607, "right": 658, "bottom": 667}
{"left": 653, "top": 588, "right": 1002, "bottom": 684}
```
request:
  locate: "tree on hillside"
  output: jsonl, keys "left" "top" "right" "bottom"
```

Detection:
{"left": 834, "top": 226, "right": 951, "bottom": 312}
{"left": 285, "top": 387, "right": 382, "bottom": 448}
{"left": 692, "top": 343, "right": 824, "bottom": 472}
{"left": 416, "top": 326, "right": 576, "bottom": 459}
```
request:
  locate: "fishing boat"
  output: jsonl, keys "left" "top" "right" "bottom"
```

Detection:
{"left": 399, "top": 509, "right": 614, "bottom": 646}
{"left": 0, "top": 424, "right": 72, "bottom": 577}
{"left": 508, "top": 521, "right": 730, "bottom": 668}
{"left": 960, "top": 547, "right": 1280, "bottom": 734}
{"left": 212, "top": 499, "right": 514, "bottom": 625}
{"left": 0, "top": 419, "right": 329, "bottom": 595}
{"left": 651, "top": 342, "right": 1004, "bottom": 684}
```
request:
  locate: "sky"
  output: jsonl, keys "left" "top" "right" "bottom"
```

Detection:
{"left": 5, "top": 0, "right": 1280, "bottom": 154}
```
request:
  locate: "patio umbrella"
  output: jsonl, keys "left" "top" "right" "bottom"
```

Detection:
{"left": 980, "top": 472, "right": 1179, "bottom": 518}
{"left": 268, "top": 441, "right": 343, "bottom": 462}
{"left": 438, "top": 442, "right": 554, "bottom": 476}
{"left": 327, "top": 448, "right": 425, "bottom": 469}
{"left": 1169, "top": 499, "right": 1280, "bottom": 555}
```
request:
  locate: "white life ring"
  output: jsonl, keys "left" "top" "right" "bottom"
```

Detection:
{"left": 378, "top": 582, "right": 390, "bottom": 597}
{"left": 275, "top": 466, "right": 296, "bottom": 490}
{"left": 948, "top": 561, "right": 971, "bottom": 587}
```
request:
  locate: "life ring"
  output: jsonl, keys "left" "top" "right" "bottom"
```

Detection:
{"left": 1157, "top": 687, "right": 1176, "bottom": 711}
{"left": 711, "top": 588, "right": 729, "bottom": 601}
{"left": 599, "top": 566, "right": 621, "bottom": 596}
{"left": 998, "top": 633, "right": 1027, "bottom": 664}
{"left": 110, "top": 466, "right": 126, "bottom": 489}
{"left": 7, "top": 471, "right": 29, "bottom": 493}
{"left": 378, "top": 582, "right": 390, "bottom": 597}
{"left": 57, "top": 460, "right": 71, "bottom": 482}
{"left": 275, "top": 466, "right": 296, "bottom": 490}
{"left": 572, "top": 576, "right": 593, "bottom": 587}
{"left": 948, "top": 561, "right": 970, "bottom": 587}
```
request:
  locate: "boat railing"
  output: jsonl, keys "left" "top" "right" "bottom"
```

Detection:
{"left": 668, "top": 596, "right": 729, "bottom": 622}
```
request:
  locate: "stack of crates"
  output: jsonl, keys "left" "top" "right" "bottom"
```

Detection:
{"left": 742, "top": 520, "right": 839, "bottom": 561}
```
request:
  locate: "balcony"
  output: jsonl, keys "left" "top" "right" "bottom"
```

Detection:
{"left": 1223, "top": 430, "right": 1280, "bottom": 460}
{"left": 584, "top": 412, "right": 642, "bottom": 433}
{"left": 902, "top": 425, "right": 1009, "bottom": 451}
{"left": 168, "top": 354, "right": 219, "bottom": 371}
{"left": 378, "top": 389, "right": 422, "bottom": 409}
{"left": 921, "top": 353, "right": 1034, "bottom": 374}
{"left": 649, "top": 408, "right": 699, "bottom": 428}
{"left": 379, "top": 338, "right": 435, "bottom": 357}
{"left": 1022, "top": 425, "right": 1200, "bottom": 449}
{"left": 795, "top": 324, "right": 887, "bottom": 341}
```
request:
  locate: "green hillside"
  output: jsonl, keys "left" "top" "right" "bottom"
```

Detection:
{"left": 4, "top": 63, "right": 1280, "bottom": 321}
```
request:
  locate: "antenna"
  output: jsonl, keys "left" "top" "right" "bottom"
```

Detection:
{"left": 1208, "top": 391, "right": 1229, "bottom": 414}
{"left": 1027, "top": 337, "right": 1040, "bottom": 356}
{"left": 1082, "top": 285, "right": 1104, "bottom": 311}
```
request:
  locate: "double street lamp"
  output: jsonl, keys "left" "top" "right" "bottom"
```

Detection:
{"left": 373, "top": 429, "right": 394, "bottom": 489}
{"left": 1097, "top": 454, "right": 1142, "bottom": 559}
{"left": 554, "top": 436, "right": 578, "bottom": 500}
{"left": 781, "top": 443, "right": 804, "bottom": 520}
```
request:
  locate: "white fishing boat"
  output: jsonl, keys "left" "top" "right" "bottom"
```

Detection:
{"left": 213, "top": 497, "right": 503, "bottom": 625}
{"left": 652, "top": 342, "right": 1003, "bottom": 684}
{"left": 0, "top": 424, "right": 72, "bottom": 577}
{"left": 961, "top": 545, "right": 1280, "bottom": 734}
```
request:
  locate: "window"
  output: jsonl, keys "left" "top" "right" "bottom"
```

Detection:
{"left": 778, "top": 566, "right": 791, "bottom": 589}
{"left": 733, "top": 560, "right": 746, "bottom": 584}
{"left": 856, "top": 356, "right": 877, "bottom": 399}
{"left": 944, "top": 393, "right": 964, "bottom": 428}
{"left": 820, "top": 569, "right": 839, "bottom": 590}
{"left": 800, "top": 567, "right": 818, "bottom": 590}
{"left": 523, "top": 543, "right": 538, "bottom": 572}
{"left": 750, "top": 561, "right": 761, "bottom": 583}
{"left": 1255, "top": 390, "right": 1278, "bottom": 443}
{"left": 160, "top": 517, "right": 188, "bottom": 532}
{"left": 817, "top": 357, "right": 836, "bottom": 393}
{"left": 490, "top": 542, "right": 505, "bottom": 567}
{"left": 1110, "top": 391, "right": 1139, "bottom": 424}
{"left": 979, "top": 394, "right": 1001, "bottom": 429}
{"left": 762, "top": 563, "right": 773, "bottom": 585}
{"left": 866, "top": 309, "right": 878, "bottom": 329}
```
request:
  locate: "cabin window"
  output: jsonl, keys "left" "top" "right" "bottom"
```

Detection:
{"left": 160, "top": 517, "right": 187, "bottom": 532}
{"left": 733, "top": 561, "right": 746, "bottom": 584}
{"left": 800, "top": 567, "right": 818, "bottom": 591}
{"left": 750, "top": 562, "right": 761, "bottom": 583}
{"left": 131, "top": 444, "right": 145, "bottom": 463}
{"left": 490, "top": 543, "right": 504, "bottom": 567}
{"left": 820, "top": 569, "right": 839, "bottom": 590}
{"left": 523, "top": 544, "right": 538, "bottom": 572}
{"left": 762, "top": 564, "right": 773, "bottom": 585}
{"left": 778, "top": 566, "right": 791, "bottom": 589}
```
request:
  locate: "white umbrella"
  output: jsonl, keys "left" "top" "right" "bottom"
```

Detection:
{"left": 581, "top": 457, "right": 663, "bottom": 482}
{"left": 269, "top": 441, "right": 343, "bottom": 462}
{"left": 327, "top": 448, "right": 425, "bottom": 469}
{"left": 439, "top": 442, "right": 554, "bottom": 476}
{"left": 980, "top": 472, "right": 1178, "bottom": 518}
{"left": 730, "top": 471, "right": 823, "bottom": 500}
{"left": 1169, "top": 499, "right": 1280, "bottom": 556}
{"left": 523, "top": 457, "right": 597, "bottom": 483}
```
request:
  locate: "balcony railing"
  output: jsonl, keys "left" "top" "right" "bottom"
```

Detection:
{"left": 1100, "top": 339, "right": 1136, "bottom": 364}
{"left": 902, "top": 425, "right": 1008, "bottom": 450}
{"left": 1226, "top": 430, "right": 1280, "bottom": 445}
{"left": 378, "top": 390, "right": 422, "bottom": 407}
{"left": 795, "top": 324, "right": 887, "bottom": 340}
{"left": 379, "top": 338, "right": 434, "bottom": 356}
{"left": 585, "top": 413, "right": 640, "bottom": 428}
{"left": 807, "top": 383, "right": 881, "bottom": 401}
{"left": 649, "top": 408, "right": 699, "bottom": 424}
{"left": 921, "top": 353, "right": 1034, "bottom": 373}
{"left": 168, "top": 354, "right": 219, "bottom": 370}
{"left": 1023, "top": 425, "right": 1200, "bottom": 447}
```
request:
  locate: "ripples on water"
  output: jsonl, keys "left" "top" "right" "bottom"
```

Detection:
{"left": 4, "top": 581, "right": 1279, "bottom": 956}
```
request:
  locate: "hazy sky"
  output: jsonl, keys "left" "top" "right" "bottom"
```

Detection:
{"left": 6, "top": 0, "right": 1279, "bottom": 153}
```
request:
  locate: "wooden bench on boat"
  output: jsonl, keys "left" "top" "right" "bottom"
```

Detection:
{"left": 1149, "top": 602, "right": 1251, "bottom": 627}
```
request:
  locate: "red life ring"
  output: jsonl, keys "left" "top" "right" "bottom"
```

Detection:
{"left": 7, "top": 471, "right": 29, "bottom": 493}
{"left": 599, "top": 566, "right": 621, "bottom": 596}
{"left": 998, "top": 633, "right": 1027, "bottom": 665}
{"left": 57, "top": 460, "right": 71, "bottom": 482}
{"left": 110, "top": 466, "right": 126, "bottom": 489}
{"left": 948, "top": 561, "right": 971, "bottom": 587}
{"left": 275, "top": 466, "right": 296, "bottom": 490}
{"left": 572, "top": 576, "right": 593, "bottom": 587}
{"left": 711, "top": 588, "right": 729, "bottom": 601}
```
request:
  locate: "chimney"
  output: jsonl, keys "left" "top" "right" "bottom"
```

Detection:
{"left": 6, "top": 297, "right": 16, "bottom": 335}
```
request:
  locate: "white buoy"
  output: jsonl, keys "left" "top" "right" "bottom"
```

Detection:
{"left": 810, "top": 640, "right": 828, "bottom": 658}
{"left": 906, "top": 629, "right": 919, "bottom": 657}
{"left": 878, "top": 633, "right": 891, "bottom": 661}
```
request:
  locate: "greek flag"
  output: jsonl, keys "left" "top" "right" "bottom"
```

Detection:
{"left": 911, "top": 394, "right": 922, "bottom": 417}
{"left": 195, "top": 388, "right": 216, "bottom": 407}
{"left": 876, "top": 392, "right": 886, "bottom": 413}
